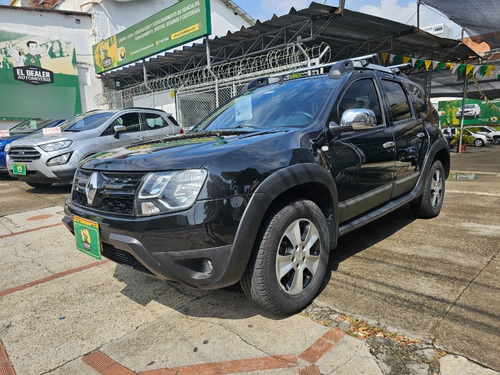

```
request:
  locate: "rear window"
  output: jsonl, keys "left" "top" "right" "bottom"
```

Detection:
{"left": 381, "top": 80, "right": 412, "bottom": 122}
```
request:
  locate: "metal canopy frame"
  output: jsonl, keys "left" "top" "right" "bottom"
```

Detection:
{"left": 100, "top": 2, "right": 477, "bottom": 91}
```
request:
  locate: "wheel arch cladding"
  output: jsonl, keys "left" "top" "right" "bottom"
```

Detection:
{"left": 232, "top": 163, "right": 339, "bottom": 274}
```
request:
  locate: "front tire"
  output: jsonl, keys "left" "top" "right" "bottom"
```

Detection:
{"left": 240, "top": 199, "right": 330, "bottom": 315}
{"left": 410, "top": 160, "right": 445, "bottom": 218}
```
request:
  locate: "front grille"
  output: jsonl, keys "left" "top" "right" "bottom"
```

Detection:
{"left": 102, "top": 243, "right": 153, "bottom": 275}
{"left": 72, "top": 169, "right": 144, "bottom": 215}
{"left": 9, "top": 146, "right": 41, "bottom": 162}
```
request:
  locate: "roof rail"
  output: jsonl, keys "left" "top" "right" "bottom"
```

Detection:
{"left": 387, "top": 62, "right": 411, "bottom": 74}
{"left": 243, "top": 53, "right": 403, "bottom": 92}
{"left": 243, "top": 61, "right": 341, "bottom": 93}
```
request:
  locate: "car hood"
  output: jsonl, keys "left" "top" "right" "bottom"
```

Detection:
{"left": 0, "top": 136, "right": 20, "bottom": 148}
{"left": 82, "top": 129, "right": 300, "bottom": 172}
{"left": 8, "top": 129, "right": 101, "bottom": 146}
{"left": 0, "top": 133, "right": 35, "bottom": 146}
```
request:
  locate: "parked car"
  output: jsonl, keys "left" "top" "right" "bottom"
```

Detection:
{"left": 0, "top": 118, "right": 65, "bottom": 173}
{"left": 464, "top": 125, "right": 500, "bottom": 144}
{"left": 6, "top": 108, "right": 181, "bottom": 188}
{"left": 63, "top": 58, "right": 450, "bottom": 315}
{"left": 455, "top": 103, "right": 481, "bottom": 119}
{"left": 447, "top": 127, "right": 488, "bottom": 147}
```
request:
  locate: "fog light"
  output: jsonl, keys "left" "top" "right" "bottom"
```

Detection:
{"left": 141, "top": 201, "right": 160, "bottom": 215}
{"left": 202, "top": 259, "right": 213, "bottom": 275}
{"left": 46, "top": 152, "right": 72, "bottom": 166}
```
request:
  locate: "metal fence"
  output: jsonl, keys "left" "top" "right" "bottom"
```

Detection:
{"left": 95, "top": 42, "right": 332, "bottom": 129}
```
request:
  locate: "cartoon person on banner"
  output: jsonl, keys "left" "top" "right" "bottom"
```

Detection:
{"left": 24, "top": 40, "right": 53, "bottom": 67}
{"left": 6, "top": 41, "right": 26, "bottom": 67}
{"left": 94, "top": 36, "right": 118, "bottom": 72}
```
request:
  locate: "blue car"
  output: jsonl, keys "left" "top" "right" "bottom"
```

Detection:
{"left": 0, "top": 118, "right": 65, "bottom": 173}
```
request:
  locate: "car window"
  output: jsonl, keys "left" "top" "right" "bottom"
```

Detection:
{"left": 337, "top": 78, "right": 383, "bottom": 125}
{"left": 9, "top": 118, "right": 46, "bottom": 135}
{"left": 167, "top": 115, "right": 179, "bottom": 126}
{"left": 61, "top": 112, "right": 113, "bottom": 132}
{"left": 144, "top": 113, "right": 168, "bottom": 129}
{"left": 198, "top": 76, "right": 338, "bottom": 131}
{"left": 115, "top": 113, "right": 142, "bottom": 133}
{"left": 405, "top": 82, "right": 428, "bottom": 120}
{"left": 381, "top": 80, "right": 412, "bottom": 122}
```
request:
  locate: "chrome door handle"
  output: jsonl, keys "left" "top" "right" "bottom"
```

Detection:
{"left": 383, "top": 141, "right": 395, "bottom": 149}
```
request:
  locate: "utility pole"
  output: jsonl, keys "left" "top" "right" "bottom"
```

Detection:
{"left": 417, "top": 0, "right": 420, "bottom": 29}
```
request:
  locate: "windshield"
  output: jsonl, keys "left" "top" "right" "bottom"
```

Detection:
{"left": 60, "top": 112, "right": 114, "bottom": 132}
{"left": 196, "top": 76, "right": 337, "bottom": 131}
{"left": 9, "top": 118, "right": 47, "bottom": 135}
{"left": 465, "top": 105, "right": 476, "bottom": 109}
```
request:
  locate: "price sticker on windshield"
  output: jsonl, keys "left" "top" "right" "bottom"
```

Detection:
{"left": 43, "top": 127, "right": 62, "bottom": 136}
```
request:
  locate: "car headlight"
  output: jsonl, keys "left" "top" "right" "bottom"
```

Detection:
{"left": 137, "top": 169, "right": 208, "bottom": 216}
{"left": 39, "top": 140, "right": 72, "bottom": 152}
{"left": 46, "top": 152, "right": 72, "bottom": 166}
{"left": 4, "top": 143, "right": 11, "bottom": 153}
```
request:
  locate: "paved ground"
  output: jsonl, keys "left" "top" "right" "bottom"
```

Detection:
{"left": 0, "top": 144, "right": 499, "bottom": 375}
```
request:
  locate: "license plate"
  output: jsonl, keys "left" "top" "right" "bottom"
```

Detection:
{"left": 12, "top": 163, "right": 27, "bottom": 176}
{"left": 73, "top": 216, "right": 102, "bottom": 260}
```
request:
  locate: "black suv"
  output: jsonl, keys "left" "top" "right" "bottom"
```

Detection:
{"left": 63, "top": 57, "right": 450, "bottom": 315}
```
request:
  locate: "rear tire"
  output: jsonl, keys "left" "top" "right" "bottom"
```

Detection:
{"left": 240, "top": 199, "right": 330, "bottom": 315}
{"left": 410, "top": 160, "right": 445, "bottom": 218}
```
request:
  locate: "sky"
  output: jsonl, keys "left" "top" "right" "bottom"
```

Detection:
{"left": 0, "top": 0, "right": 464, "bottom": 39}
{"left": 232, "top": 0, "right": 465, "bottom": 39}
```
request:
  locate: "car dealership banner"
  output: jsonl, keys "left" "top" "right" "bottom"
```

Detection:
{"left": 0, "top": 31, "right": 81, "bottom": 120}
{"left": 438, "top": 98, "right": 500, "bottom": 126}
{"left": 93, "top": 0, "right": 211, "bottom": 74}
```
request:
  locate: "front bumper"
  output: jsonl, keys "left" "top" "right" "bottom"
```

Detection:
{"left": 7, "top": 156, "right": 76, "bottom": 183}
{"left": 63, "top": 198, "right": 248, "bottom": 290}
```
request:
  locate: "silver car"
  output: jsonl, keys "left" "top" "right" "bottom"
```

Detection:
{"left": 6, "top": 108, "right": 181, "bottom": 188}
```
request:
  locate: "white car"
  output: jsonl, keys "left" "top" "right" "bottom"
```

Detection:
{"left": 465, "top": 125, "right": 500, "bottom": 144}
{"left": 6, "top": 108, "right": 182, "bottom": 188}
{"left": 456, "top": 104, "right": 481, "bottom": 119}
{"left": 447, "top": 127, "right": 488, "bottom": 147}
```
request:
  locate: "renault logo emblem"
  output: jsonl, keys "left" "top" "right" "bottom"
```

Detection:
{"left": 85, "top": 172, "right": 99, "bottom": 206}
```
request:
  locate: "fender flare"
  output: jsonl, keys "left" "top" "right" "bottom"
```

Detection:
{"left": 223, "top": 164, "right": 339, "bottom": 285}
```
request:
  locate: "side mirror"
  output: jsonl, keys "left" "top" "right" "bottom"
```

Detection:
{"left": 328, "top": 121, "right": 342, "bottom": 136}
{"left": 113, "top": 124, "right": 126, "bottom": 139}
{"left": 340, "top": 109, "right": 377, "bottom": 130}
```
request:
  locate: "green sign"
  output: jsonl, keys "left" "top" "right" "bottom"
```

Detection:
{"left": 93, "top": 0, "right": 211, "bottom": 74}
{"left": 74, "top": 216, "right": 102, "bottom": 260}
{"left": 438, "top": 98, "right": 500, "bottom": 126}
{"left": 0, "top": 33, "right": 81, "bottom": 119}
{"left": 12, "top": 163, "right": 26, "bottom": 175}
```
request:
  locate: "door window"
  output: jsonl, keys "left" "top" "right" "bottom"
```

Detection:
{"left": 115, "top": 113, "right": 142, "bottom": 133}
{"left": 144, "top": 113, "right": 168, "bottom": 130}
{"left": 405, "top": 82, "right": 428, "bottom": 120}
{"left": 337, "top": 79, "right": 383, "bottom": 125}
{"left": 381, "top": 80, "right": 412, "bottom": 122}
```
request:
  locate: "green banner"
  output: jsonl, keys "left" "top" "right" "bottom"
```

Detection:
{"left": 0, "top": 33, "right": 81, "bottom": 119}
{"left": 93, "top": 0, "right": 211, "bottom": 74}
{"left": 438, "top": 98, "right": 500, "bottom": 126}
